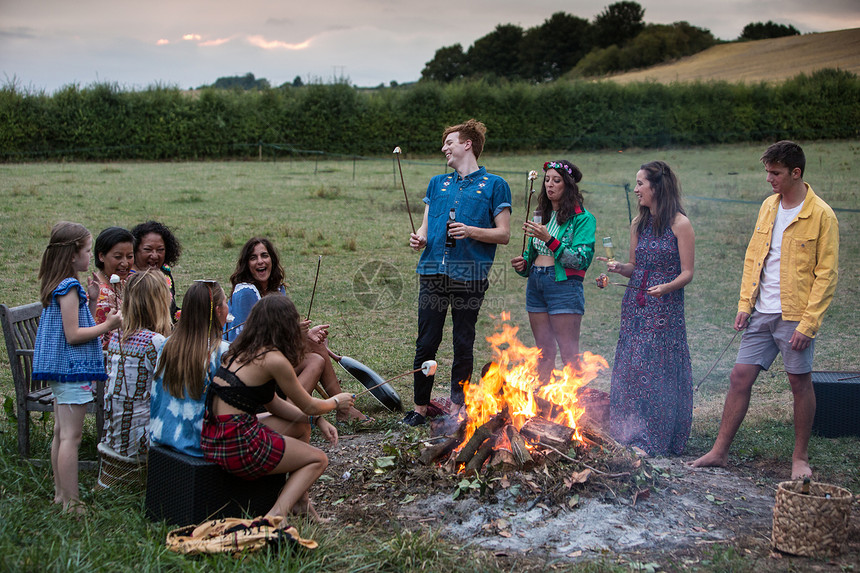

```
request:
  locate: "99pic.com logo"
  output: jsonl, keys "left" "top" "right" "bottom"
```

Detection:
{"left": 352, "top": 261, "right": 403, "bottom": 310}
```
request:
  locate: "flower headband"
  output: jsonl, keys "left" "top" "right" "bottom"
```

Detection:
{"left": 543, "top": 161, "right": 573, "bottom": 177}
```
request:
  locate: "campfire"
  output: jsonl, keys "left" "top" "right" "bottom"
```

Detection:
{"left": 420, "top": 313, "right": 610, "bottom": 475}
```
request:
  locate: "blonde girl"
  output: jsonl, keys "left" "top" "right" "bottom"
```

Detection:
{"left": 33, "top": 221, "right": 122, "bottom": 511}
{"left": 98, "top": 269, "right": 172, "bottom": 487}
{"left": 150, "top": 280, "right": 230, "bottom": 457}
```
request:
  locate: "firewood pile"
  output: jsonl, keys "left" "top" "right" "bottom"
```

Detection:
{"left": 420, "top": 388, "right": 619, "bottom": 478}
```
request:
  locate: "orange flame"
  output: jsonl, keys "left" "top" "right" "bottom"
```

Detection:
{"left": 462, "top": 314, "right": 607, "bottom": 446}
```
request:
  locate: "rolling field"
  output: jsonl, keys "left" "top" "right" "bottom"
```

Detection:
{"left": 608, "top": 27, "right": 860, "bottom": 84}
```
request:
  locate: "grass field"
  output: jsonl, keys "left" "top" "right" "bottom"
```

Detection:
{"left": 608, "top": 28, "right": 860, "bottom": 85}
{"left": 1, "top": 140, "right": 858, "bottom": 570}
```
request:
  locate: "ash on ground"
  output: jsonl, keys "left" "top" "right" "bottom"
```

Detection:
{"left": 311, "top": 430, "right": 788, "bottom": 562}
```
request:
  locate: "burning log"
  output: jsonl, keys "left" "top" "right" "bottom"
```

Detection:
{"left": 534, "top": 394, "right": 561, "bottom": 420}
{"left": 464, "top": 435, "right": 496, "bottom": 476}
{"left": 454, "top": 412, "right": 508, "bottom": 466}
{"left": 520, "top": 417, "right": 576, "bottom": 451}
{"left": 506, "top": 425, "right": 533, "bottom": 468}
{"left": 418, "top": 437, "right": 461, "bottom": 466}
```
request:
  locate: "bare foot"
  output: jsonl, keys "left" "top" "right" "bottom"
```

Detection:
{"left": 291, "top": 498, "right": 331, "bottom": 523}
{"left": 63, "top": 499, "right": 86, "bottom": 515}
{"left": 336, "top": 406, "right": 373, "bottom": 423}
{"left": 688, "top": 450, "right": 728, "bottom": 468}
{"left": 791, "top": 459, "right": 812, "bottom": 480}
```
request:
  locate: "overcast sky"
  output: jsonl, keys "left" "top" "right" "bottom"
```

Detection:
{"left": 2, "top": 0, "right": 858, "bottom": 92}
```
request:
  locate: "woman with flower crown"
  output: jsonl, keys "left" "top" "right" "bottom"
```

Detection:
{"left": 511, "top": 159, "right": 596, "bottom": 382}
{"left": 597, "top": 160, "right": 695, "bottom": 456}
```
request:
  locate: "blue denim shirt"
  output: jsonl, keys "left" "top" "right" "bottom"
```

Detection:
{"left": 415, "top": 166, "right": 512, "bottom": 282}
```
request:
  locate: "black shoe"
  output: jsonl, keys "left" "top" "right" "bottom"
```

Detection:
{"left": 401, "top": 411, "right": 426, "bottom": 426}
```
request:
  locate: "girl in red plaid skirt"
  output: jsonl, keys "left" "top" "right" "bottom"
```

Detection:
{"left": 201, "top": 295, "right": 355, "bottom": 522}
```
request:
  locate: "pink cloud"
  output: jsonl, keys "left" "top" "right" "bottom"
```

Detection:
{"left": 199, "top": 37, "right": 233, "bottom": 47}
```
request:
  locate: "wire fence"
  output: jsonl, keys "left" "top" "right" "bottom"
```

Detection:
{"left": 5, "top": 141, "right": 858, "bottom": 217}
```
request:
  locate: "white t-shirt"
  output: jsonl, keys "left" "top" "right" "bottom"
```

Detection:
{"left": 755, "top": 200, "right": 804, "bottom": 313}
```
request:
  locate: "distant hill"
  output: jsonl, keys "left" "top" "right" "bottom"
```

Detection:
{"left": 606, "top": 28, "right": 860, "bottom": 84}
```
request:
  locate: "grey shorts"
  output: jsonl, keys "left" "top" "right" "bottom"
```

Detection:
{"left": 735, "top": 311, "right": 814, "bottom": 374}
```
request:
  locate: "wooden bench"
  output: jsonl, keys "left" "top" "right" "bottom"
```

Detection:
{"left": 1, "top": 301, "right": 104, "bottom": 469}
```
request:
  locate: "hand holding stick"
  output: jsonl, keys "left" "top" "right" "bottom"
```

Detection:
{"left": 353, "top": 360, "right": 437, "bottom": 398}
{"left": 521, "top": 170, "right": 538, "bottom": 254}
{"left": 393, "top": 147, "right": 415, "bottom": 234}
{"left": 109, "top": 273, "right": 121, "bottom": 307}
{"left": 595, "top": 273, "right": 649, "bottom": 292}
{"left": 307, "top": 255, "right": 321, "bottom": 321}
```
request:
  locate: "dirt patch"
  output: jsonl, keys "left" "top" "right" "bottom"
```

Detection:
{"left": 310, "top": 428, "right": 860, "bottom": 569}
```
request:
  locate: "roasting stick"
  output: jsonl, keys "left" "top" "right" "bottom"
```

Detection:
{"left": 307, "top": 254, "right": 322, "bottom": 321}
{"left": 300, "top": 255, "right": 329, "bottom": 397}
{"left": 353, "top": 360, "right": 437, "bottom": 398}
{"left": 520, "top": 170, "right": 539, "bottom": 254}
{"left": 393, "top": 147, "right": 415, "bottom": 234}
{"left": 694, "top": 330, "right": 741, "bottom": 391}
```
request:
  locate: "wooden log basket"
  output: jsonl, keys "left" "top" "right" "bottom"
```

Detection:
{"left": 771, "top": 480, "right": 853, "bottom": 557}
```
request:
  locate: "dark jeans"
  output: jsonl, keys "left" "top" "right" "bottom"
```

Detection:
{"left": 413, "top": 274, "right": 488, "bottom": 406}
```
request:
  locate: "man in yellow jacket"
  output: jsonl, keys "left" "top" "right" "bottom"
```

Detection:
{"left": 692, "top": 140, "right": 839, "bottom": 480}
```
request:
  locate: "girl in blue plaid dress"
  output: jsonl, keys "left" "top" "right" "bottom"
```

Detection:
{"left": 33, "top": 222, "right": 122, "bottom": 512}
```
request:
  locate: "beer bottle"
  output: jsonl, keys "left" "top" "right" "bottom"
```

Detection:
{"left": 445, "top": 208, "right": 456, "bottom": 248}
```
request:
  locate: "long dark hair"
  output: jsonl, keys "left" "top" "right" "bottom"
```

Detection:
{"left": 223, "top": 295, "right": 304, "bottom": 368}
{"left": 537, "top": 160, "right": 584, "bottom": 224}
{"left": 229, "top": 237, "right": 285, "bottom": 296}
{"left": 635, "top": 161, "right": 685, "bottom": 237}
{"left": 155, "top": 281, "right": 226, "bottom": 400}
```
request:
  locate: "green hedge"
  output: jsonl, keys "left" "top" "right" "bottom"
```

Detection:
{"left": 1, "top": 70, "right": 857, "bottom": 160}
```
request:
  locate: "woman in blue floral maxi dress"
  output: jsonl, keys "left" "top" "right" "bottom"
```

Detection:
{"left": 599, "top": 161, "right": 695, "bottom": 456}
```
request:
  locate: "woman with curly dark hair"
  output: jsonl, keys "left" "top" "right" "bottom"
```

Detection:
{"left": 511, "top": 160, "right": 596, "bottom": 382}
{"left": 131, "top": 220, "right": 182, "bottom": 320}
{"left": 201, "top": 295, "right": 354, "bottom": 523}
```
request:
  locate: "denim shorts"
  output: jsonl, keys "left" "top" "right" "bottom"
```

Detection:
{"left": 735, "top": 311, "right": 814, "bottom": 374}
{"left": 525, "top": 266, "right": 585, "bottom": 315}
{"left": 49, "top": 381, "right": 95, "bottom": 405}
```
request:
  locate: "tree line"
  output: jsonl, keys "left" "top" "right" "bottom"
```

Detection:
{"left": 1, "top": 68, "right": 855, "bottom": 161}
{"left": 420, "top": 1, "right": 800, "bottom": 83}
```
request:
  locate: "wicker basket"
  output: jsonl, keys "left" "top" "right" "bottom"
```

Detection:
{"left": 96, "top": 442, "right": 147, "bottom": 490}
{"left": 772, "top": 480, "right": 853, "bottom": 557}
